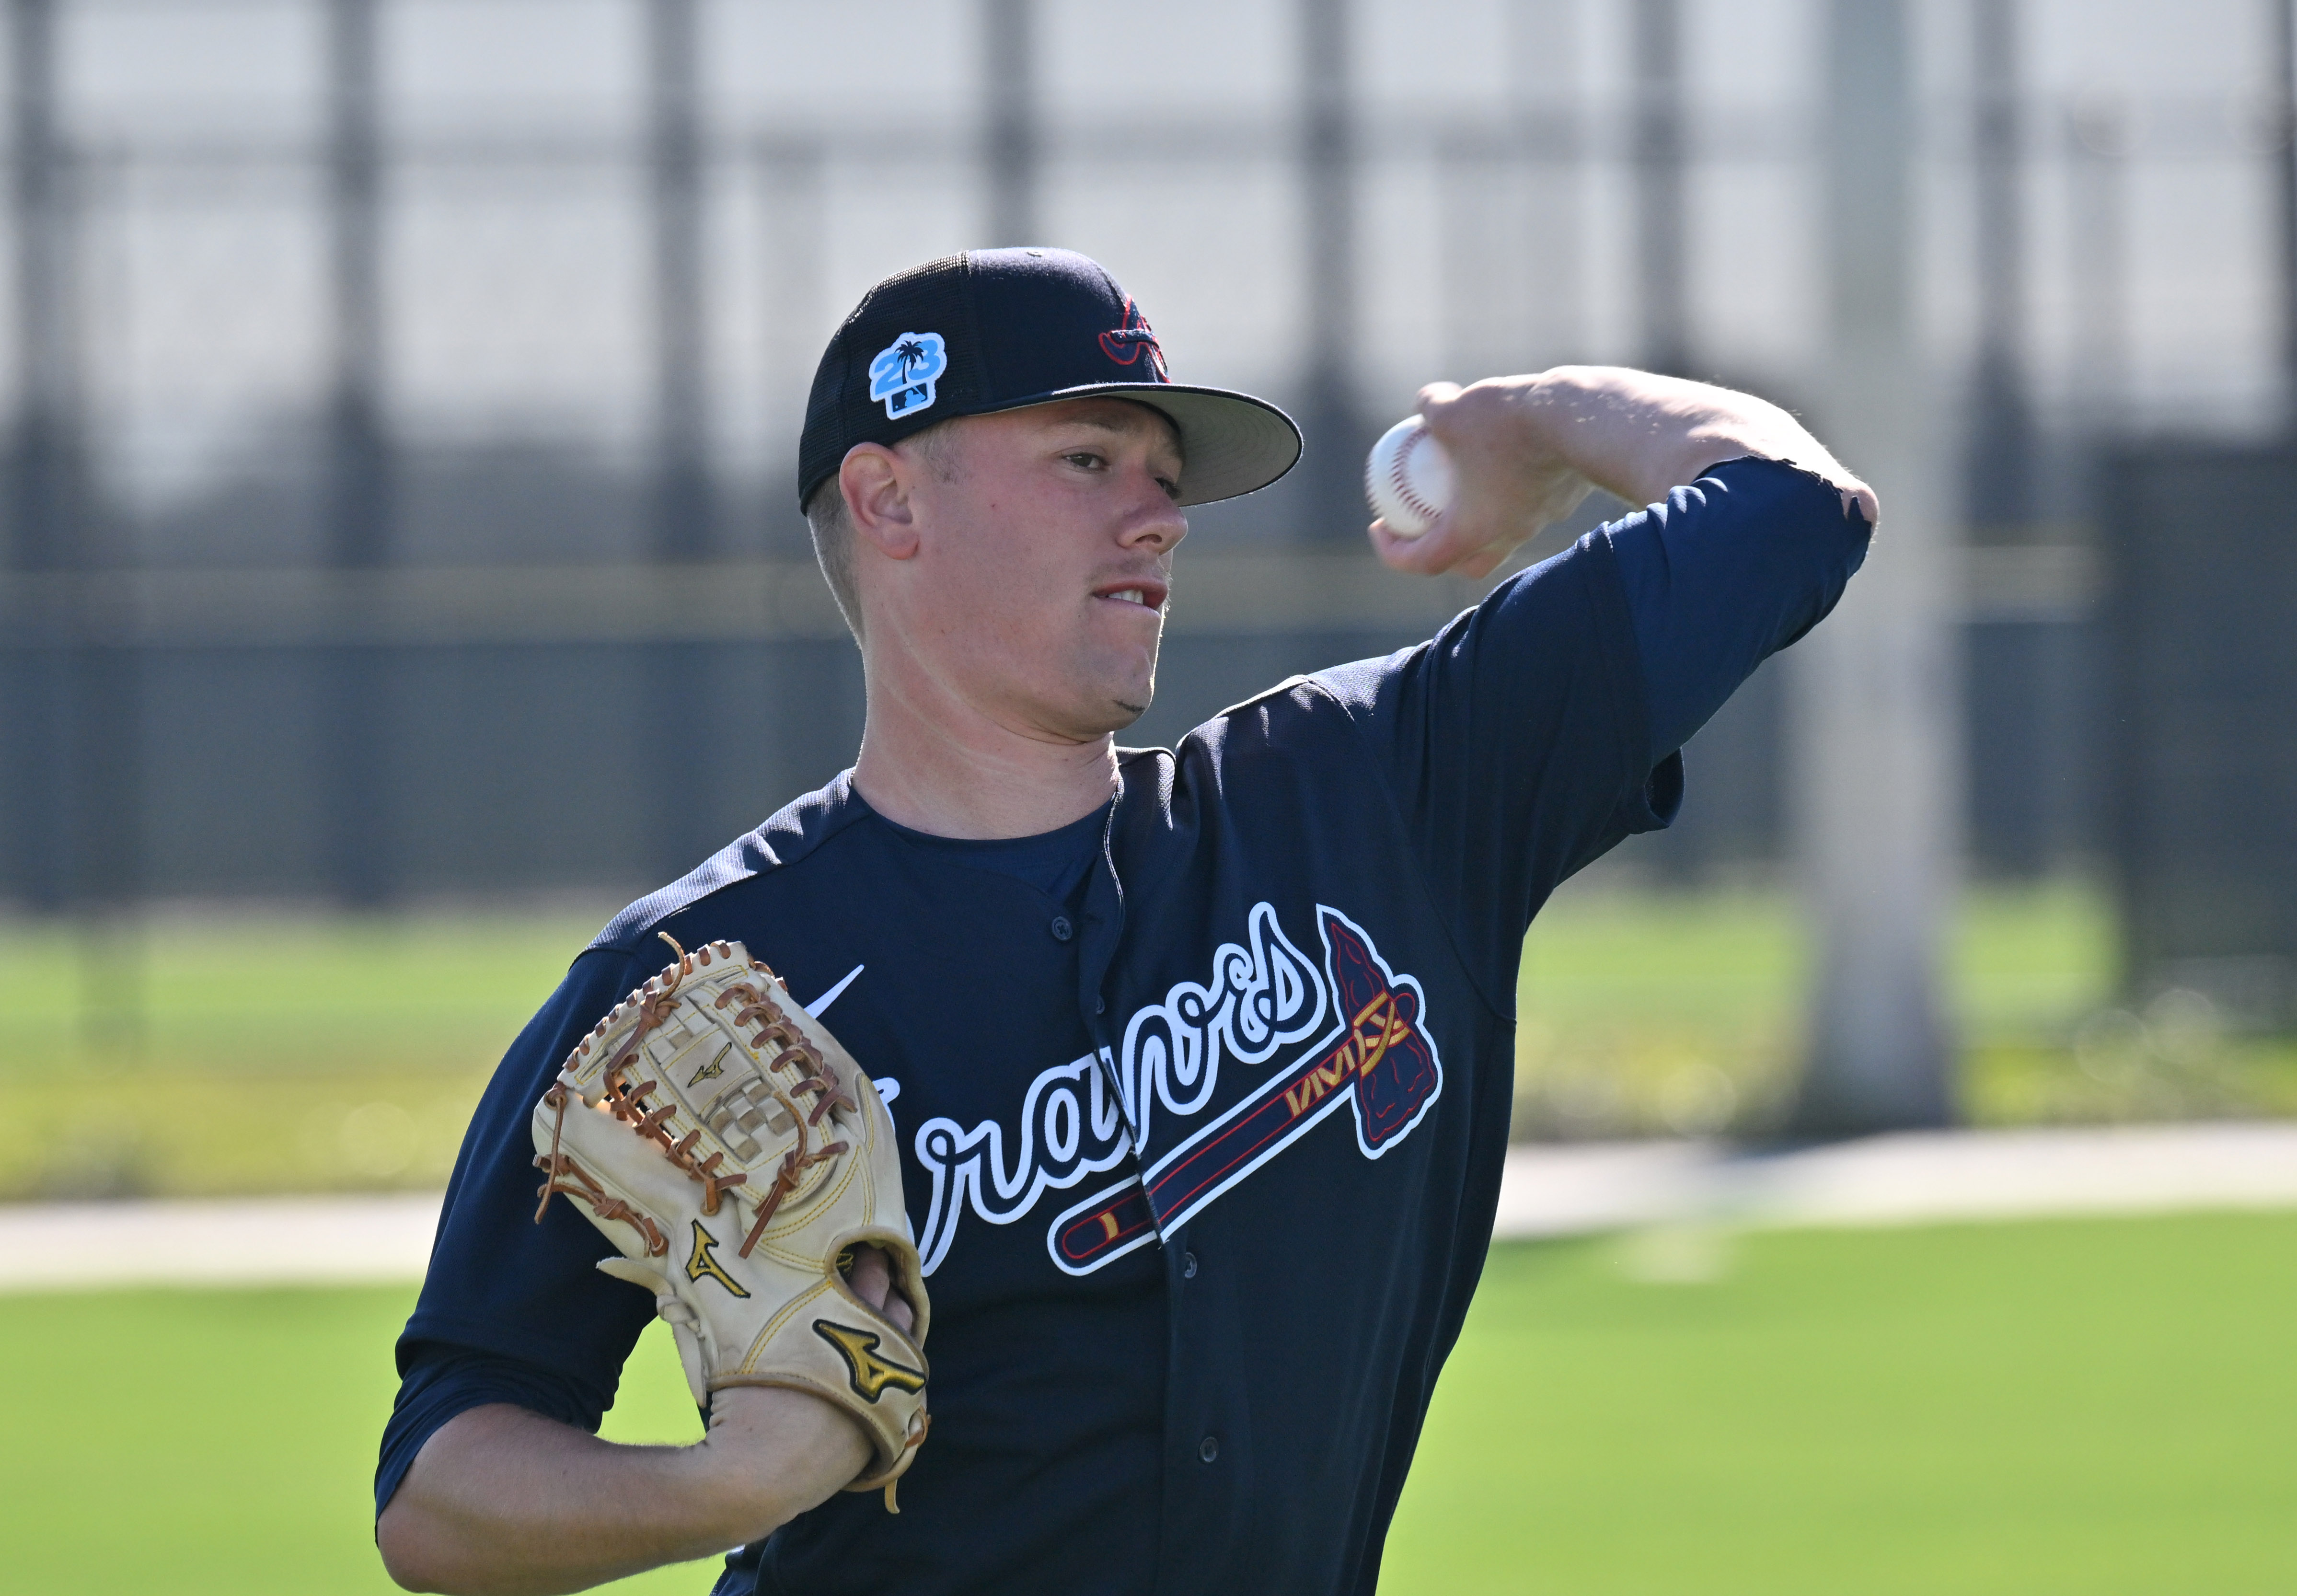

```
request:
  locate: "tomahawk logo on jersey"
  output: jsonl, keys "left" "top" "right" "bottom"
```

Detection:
{"left": 1047, "top": 905, "right": 1441, "bottom": 1275}
{"left": 905, "top": 901, "right": 1442, "bottom": 1278}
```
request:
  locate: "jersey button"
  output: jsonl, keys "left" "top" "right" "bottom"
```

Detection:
{"left": 1050, "top": 915, "right": 1074, "bottom": 942}
{"left": 1094, "top": 995, "right": 1106, "bottom": 1015}
{"left": 1182, "top": 1251, "right": 1198, "bottom": 1279}
{"left": 1198, "top": 1434, "right": 1220, "bottom": 1463}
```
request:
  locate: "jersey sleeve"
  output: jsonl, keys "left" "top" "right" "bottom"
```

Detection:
{"left": 1616, "top": 455, "right": 1872, "bottom": 762}
{"left": 375, "top": 1343, "right": 618, "bottom": 1519}
{"left": 376, "top": 943, "right": 656, "bottom": 1512}
{"left": 1312, "top": 454, "right": 1869, "bottom": 1009}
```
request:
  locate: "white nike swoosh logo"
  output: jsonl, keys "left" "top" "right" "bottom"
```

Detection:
{"left": 805, "top": 963, "right": 865, "bottom": 1018}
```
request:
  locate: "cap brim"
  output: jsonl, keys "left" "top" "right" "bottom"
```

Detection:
{"left": 976, "top": 382, "right": 1303, "bottom": 507}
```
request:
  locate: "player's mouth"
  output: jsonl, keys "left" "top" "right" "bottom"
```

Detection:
{"left": 1093, "top": 578, "right": 1168, "bottom": 616}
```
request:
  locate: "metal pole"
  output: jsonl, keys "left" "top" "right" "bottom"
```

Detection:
{"left": 1506, "top": 0, "right": 1584, "bottom": 370}
{"left": 1632, "top": 0, "right": 1689, "bottom": 377}
{"left": 759, "top": 141, "right": 827, "bottom": 465}
{"left": 1966, "top": 0, "right": 2034, "bottom": 532}
{"left": 327, "top": 0, "right": 387, "bottom": 572}
{"left": 2066, "top": 98, "right": 2130, "bottom": 433}
{"left": 324, "top": 0, "right": 391, "bottom": 907}
{"left": 1298, "top": 0, "right": 1363, "bottom": 540}
{"left": 2274, "top": 0, "right": 2297, "bottom": 419}
{"left": 1788, "top": 0, "right": 1957, "bottom": 1134}
{"left": 647, "top": 0, "right": 720, "bottom": 876}
{"left": 983, "top": 0, "right": 1036, "bottom": 245}
{"left": 650, "top": 0, "right": 710, "bottom": 563}
{"left": 5, "top": 0, "right": 70, "bottom": 914}
{"left": 7, "top": 0, "right": 142, "bottom": 1041}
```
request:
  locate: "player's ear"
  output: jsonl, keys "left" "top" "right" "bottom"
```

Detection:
{"left": 842, "top": 443, "right": 921, "bottom": 561}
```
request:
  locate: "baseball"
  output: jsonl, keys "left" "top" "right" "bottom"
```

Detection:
{"left": 1364, "top": 415, "right": 1456, "bottom": 538}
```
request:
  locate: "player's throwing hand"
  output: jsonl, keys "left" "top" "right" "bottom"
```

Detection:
{"left": 1370, "top": 368, "right": 1880, "bottom": 579}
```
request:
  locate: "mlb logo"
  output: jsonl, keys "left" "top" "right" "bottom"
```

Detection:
{"left": 868, "top": 331, "right": 949, "bottom": 420}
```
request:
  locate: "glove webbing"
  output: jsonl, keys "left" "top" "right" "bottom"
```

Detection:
{"left": 531, "top": 934, "right": 859, "bottom": 1257}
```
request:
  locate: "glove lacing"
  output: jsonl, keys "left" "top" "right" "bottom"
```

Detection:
{"left": 532, "top": 933, "right": 855, "bottom": 1259}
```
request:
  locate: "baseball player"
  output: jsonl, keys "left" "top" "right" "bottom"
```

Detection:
{"left": 375, "top": 247, "right": 1874, "bottom": 1594}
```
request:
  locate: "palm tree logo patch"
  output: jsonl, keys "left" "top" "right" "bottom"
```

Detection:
{"left": 867, "top": 330, "right": 950, "bottom": 420}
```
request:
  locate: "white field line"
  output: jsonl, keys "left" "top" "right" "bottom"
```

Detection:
{"left": 0, "top": 1124, "right": 2293, "bottom": 1293}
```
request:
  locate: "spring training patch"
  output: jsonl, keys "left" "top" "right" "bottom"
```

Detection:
{"left": 867, "top": 331, "right": 949, "bottom": 420}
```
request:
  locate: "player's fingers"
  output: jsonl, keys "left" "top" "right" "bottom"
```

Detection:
{"left": 1369, "top": 513, "right": 1475, "bottom": 575}
{"left": 844, "top": 1244, "right": 889, "bottom": 1304}
{"left": 1368, "top": 517, "right": 1429, "bottom": 569}
{"left": 843, "top": 1243, "right": 917, "bottom": 1335}
{"left": 877, "top": 1267, "right": 914, "bottom": 1331}
{"left": 1413, "top": 382, "right": 1480, "bottom": 453}
{"left": 1414, "top": 380, "right": 1464, "bottom": 417}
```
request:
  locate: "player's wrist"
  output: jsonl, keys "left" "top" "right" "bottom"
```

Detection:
{"left": 690, "top": 1385, "right": 875, "bottom": 1534}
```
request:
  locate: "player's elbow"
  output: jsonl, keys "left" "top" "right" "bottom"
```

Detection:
{"left": 375, "top": 1497, "right": 451, "bottom": 1593}
{"left": 374, "top": 1492, "right": 520, "bottom": 1596}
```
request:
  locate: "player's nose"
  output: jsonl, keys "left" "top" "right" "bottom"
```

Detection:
{"left": 1117, "top": 468, "right": 1188, "bottom": 552}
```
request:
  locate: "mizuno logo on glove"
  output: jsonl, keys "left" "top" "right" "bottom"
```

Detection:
{"left": 815, "top": 1320, "right": 928, "bottom": 1402}
{"left": 685, "top": 1220, "right": 748, "bottom": 1296}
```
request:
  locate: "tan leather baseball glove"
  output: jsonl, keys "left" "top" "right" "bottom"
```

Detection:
{"left": 531, "top": 933, "right": 930, "bottom": 1510}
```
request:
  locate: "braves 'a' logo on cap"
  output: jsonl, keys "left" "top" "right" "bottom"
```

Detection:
{"left": 1097, "top": 299, "right": 1167, "bottom": 381}
{"left": 868, "top": 331, "right": 949, "bottom": 420}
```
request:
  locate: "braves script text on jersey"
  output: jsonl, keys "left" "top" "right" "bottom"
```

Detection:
{"left": 378, "top": 457, "right": 1869, "bottom": 1596}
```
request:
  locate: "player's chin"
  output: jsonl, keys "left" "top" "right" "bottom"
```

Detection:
{"left": 1093, "top": 676, "right": 1154, "bottom": 734}
{"left": 1067, "top": 666, "right": 1155, "bottom": 735}
{"left": 1107, "top": 691, "right": 1151, "bottom": 731}
{"left": 1071, "top": 639, "right": 1159, "bottom": 717}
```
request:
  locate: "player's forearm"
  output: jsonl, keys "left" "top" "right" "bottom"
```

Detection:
{"left": 377, "top": 1391, "right": 866, "bottom": 1595}
{"left": 1508, "top": 366, "right": 1875, "bottom": 518}
{"left": 1382, "top": 366, "right": 1878, "bottom": 579}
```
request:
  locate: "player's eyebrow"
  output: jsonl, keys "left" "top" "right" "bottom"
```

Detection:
{"left": 1059, "top": 406, "right": 1184, "bottom": 459}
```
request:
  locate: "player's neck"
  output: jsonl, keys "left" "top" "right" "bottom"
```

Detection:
{"left": 849, "top": 670, "right": 1119, "bottom": 841}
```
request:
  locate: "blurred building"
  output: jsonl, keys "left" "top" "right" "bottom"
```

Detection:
{"left": 0, "top": 0, "right": 2288, "bottom": 921}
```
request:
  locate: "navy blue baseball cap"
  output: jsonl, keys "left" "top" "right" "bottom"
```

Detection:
{"left": 797, "top": 248, "right": 1302, "bottom": 512}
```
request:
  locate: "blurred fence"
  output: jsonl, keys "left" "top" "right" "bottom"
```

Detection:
{"left": 2103, "top": 440, "right": 2297, "bottom": 1024}
{"left": 0, "top": 0, "right": 2291, "bottom": 932}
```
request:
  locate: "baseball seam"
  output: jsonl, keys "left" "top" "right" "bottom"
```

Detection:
{"left": 1388, "top": 430, "right": 1443, "bottom": 529}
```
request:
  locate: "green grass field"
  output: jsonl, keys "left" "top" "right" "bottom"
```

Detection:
{"left": 1, "top": 1213, "right": 2289, "bottom": 1593}
{"left": 0, "top": 905, "right": 610, "bottom": 1200}
{"left": 1509, "top": 878, "right": 2297, "bottom": 1136}
{"left": 3, "top": 880, "right": 2295, "bottom": 1201}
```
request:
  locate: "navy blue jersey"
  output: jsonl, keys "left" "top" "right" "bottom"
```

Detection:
{"left": 378, "top": 457, "right": 1867, "bottom": 1596}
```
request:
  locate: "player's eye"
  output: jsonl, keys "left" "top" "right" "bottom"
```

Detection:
{"left": 1155, "top": 475, "right": 1181, "bottom": 501}
{"left": 1063, "top": 451, "right": 1106, "bottom": 472}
